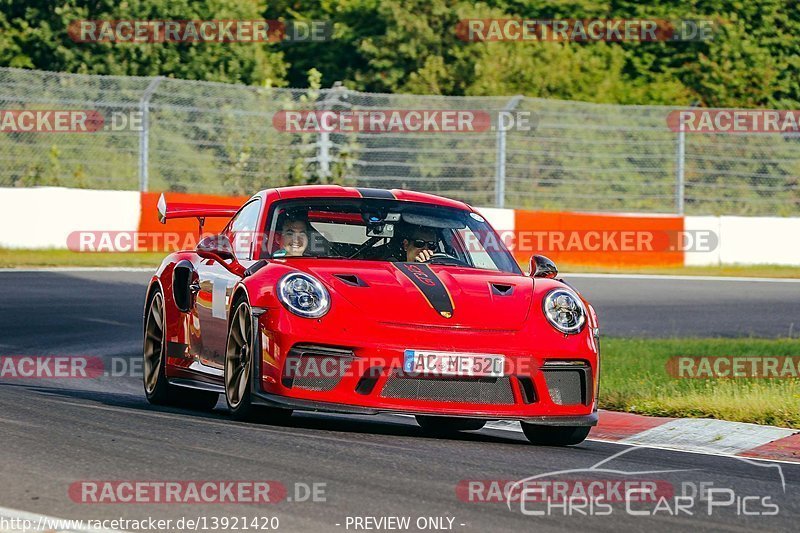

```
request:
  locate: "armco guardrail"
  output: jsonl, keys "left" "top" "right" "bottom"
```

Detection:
{"left": 1, "top": 68, "right": 799, "bottom": 215}
{"left": 2, "top": 187, "right": 799, "bottom": 267}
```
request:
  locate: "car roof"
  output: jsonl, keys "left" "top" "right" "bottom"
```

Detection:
{"left": 262, "top": 185, "right": 473, "bottom": 212}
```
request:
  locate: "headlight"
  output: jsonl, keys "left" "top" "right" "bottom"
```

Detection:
{"left": 543, "top": 288, "right": 586, "bottom": 334}
{"left": 277, "top": 273, "right": 330, "bottom": 318}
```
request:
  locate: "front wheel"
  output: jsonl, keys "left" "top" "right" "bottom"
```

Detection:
{"left": 224, "top": 300, "right": 292, "bottom": 423}
{"left": 416, "top": 415, "right": 486, "bottom": 433}
{"left": 225, "top": 300, "right": 256, "bottom": 420}
{"left": 521, "top": 423, "right": 591, "bottom": 446}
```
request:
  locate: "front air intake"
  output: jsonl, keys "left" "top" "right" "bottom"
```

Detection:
{"left": 541, "top": 363, "right": 592, "bottom": 406}
{"left": 282, "top": 345, "right": 354, "bottom": 392}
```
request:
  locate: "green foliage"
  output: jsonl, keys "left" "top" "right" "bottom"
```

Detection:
{"left": 1, "top": 1, "right": 797, "bottom": 106}
{"left": 1, "top": 1, "right": 797, "bottom": 213}
{"left": 0, "top": 0, "right": 287, "bottom": 86}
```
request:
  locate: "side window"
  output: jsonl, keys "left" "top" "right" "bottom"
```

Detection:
{"left": 227, "top": 200, "right": 261, "bottom": 260}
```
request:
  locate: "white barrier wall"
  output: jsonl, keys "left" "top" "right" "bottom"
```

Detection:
{"left": 685, "top": 215, "right": 800, "bottom": 266}
{"left": 0, "top": 188, "right": 799, "bottom": 266}
{"left": 0, "top": 187, "right": 140, "bottom": 249}
{"left": 684, "top": 216, "right": 721, "bottom": 266}
{"left": 475, "top": 207, "right": 515, "bottom": 233}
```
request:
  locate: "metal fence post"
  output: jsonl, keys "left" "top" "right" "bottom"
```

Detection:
{"left": 317, "top": 131, "right": 332, "bottom": 179}
{"left": 138, "top": 76, "right": 164, "bottom": 192}
{"left": 675, "top": 126, "right": 685, "bottom": 214}
{"left": 675, "top": 102, "right": 698, "bottom": 214}
{"left": 495, "top": 95, "right": 524, "bottom": 208}
{"left": 315, "top": 82, "right": 349, "bottom": 181}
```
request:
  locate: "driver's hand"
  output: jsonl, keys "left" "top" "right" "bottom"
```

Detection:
{"left": 414, "top": 249, "right": 434, "bottom": 262}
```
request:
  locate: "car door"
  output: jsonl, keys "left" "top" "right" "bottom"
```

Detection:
{"left": 193, "top": 198, "right": 262, "bottom": 370}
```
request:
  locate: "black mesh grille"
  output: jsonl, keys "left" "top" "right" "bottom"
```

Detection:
{"left": 380, "top": 372, "right": 515, "bottom": 404}
{"left": 284, "top": 346, "right": 353, "bottom": 392}
{"left": 542, "top": 369, "right": 585, "bottom": 405}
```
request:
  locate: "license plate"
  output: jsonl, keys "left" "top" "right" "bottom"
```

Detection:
{"left": 403, "top": 350, "right": 505, "bottom": 377}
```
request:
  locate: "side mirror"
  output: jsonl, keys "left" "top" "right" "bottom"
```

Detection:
{"left": 529, "top": 254, "right": 558, "bottom": 278}
{"left": 197, "top": 235, "right": 235, "bottom": 260}
{"left": 196, "top": 235, "right": 245, "bottom": 276}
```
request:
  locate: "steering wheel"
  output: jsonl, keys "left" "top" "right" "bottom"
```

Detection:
{"left": 422, "top": 252, "right": 471, "bottom": 267}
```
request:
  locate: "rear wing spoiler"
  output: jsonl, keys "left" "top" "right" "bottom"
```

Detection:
{"left": 157, "top": 193, "right": 240, "bottom": 224}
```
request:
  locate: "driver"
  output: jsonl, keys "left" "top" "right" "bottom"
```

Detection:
{"left": 277, "top": 213, "right": 309, "bottom": 257}
{"left": 402, "top": 226, "right": 438, "bottom": 262}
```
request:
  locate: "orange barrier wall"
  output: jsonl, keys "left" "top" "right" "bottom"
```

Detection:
{"left": 512, "top": 210, "right": 685, "bottom": 267}
{"left": 138, "top": 192, "right": 249, "bottom": 251}
{"left": 136, "top": 192, "right": 684, "bottom": 267}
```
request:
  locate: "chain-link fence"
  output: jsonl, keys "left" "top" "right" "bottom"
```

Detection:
{"left": 0, "top": 67, "right": 798, "bottom": 215}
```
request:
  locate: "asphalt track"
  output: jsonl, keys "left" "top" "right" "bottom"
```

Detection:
{"left": 1, "top": 270, "right": 800, "bottom": 532}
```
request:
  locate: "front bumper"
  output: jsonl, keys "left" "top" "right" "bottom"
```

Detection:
{"left": 250, "top": 389, "right": 598, "bottom": 426}
{"left": 253, "top": 311, "right": 599, "bottom": 424}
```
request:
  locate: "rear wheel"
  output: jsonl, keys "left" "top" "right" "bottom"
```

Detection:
{"left": 416, "top": 415, "right": 486, "bottom": 433}
{"left": 521, "top": 423, "right": 590, "bottom": 446}
{"left": 143, "top": 289, "right": 219, "bottom": 410}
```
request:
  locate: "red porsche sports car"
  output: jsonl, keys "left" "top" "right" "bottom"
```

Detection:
{"left": 143, "top": 186, "right": 600, "bottom": 445}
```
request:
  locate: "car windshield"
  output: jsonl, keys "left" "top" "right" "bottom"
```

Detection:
{"left": 262, "top": 198, "right": 521, "bottom": 274}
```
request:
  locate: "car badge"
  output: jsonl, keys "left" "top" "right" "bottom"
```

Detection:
{"left": 440, "top": 311, "right": 452, "bottom": 318}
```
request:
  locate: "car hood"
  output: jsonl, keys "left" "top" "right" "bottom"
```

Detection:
{"left": 292, "top": 260, "right": 533, "bottom": 331}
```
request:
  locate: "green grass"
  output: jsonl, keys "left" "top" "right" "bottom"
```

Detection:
{"left": 0, "top": 248, "right": 164, "bottom": 268}
{"left": 601, "top": 338, "right": 800, "bottom": 428}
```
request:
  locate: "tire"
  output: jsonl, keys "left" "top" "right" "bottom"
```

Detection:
{"left": 143, "top": 288, "right": 219, "bottom": 411}
{"left": 143, "top": 290, "right": 173, "bottom": 405}
{"left": 224, "top": 299, "right": 292, "bottom": 423}
{"left": 416, "top": 415, "right": 486, "bottom": 433}
{"left": 225, "top": 299, "right": 257, "bottom": 421}
{"left": 521, "top": 423, "right": 591, "bottom": 446}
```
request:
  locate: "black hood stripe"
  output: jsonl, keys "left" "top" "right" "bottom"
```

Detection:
{"left": 395, "top": 263, "right": 454, "bottom": 317}
{"left": 356, "top": 187, "right": 395, "bottom": 199}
